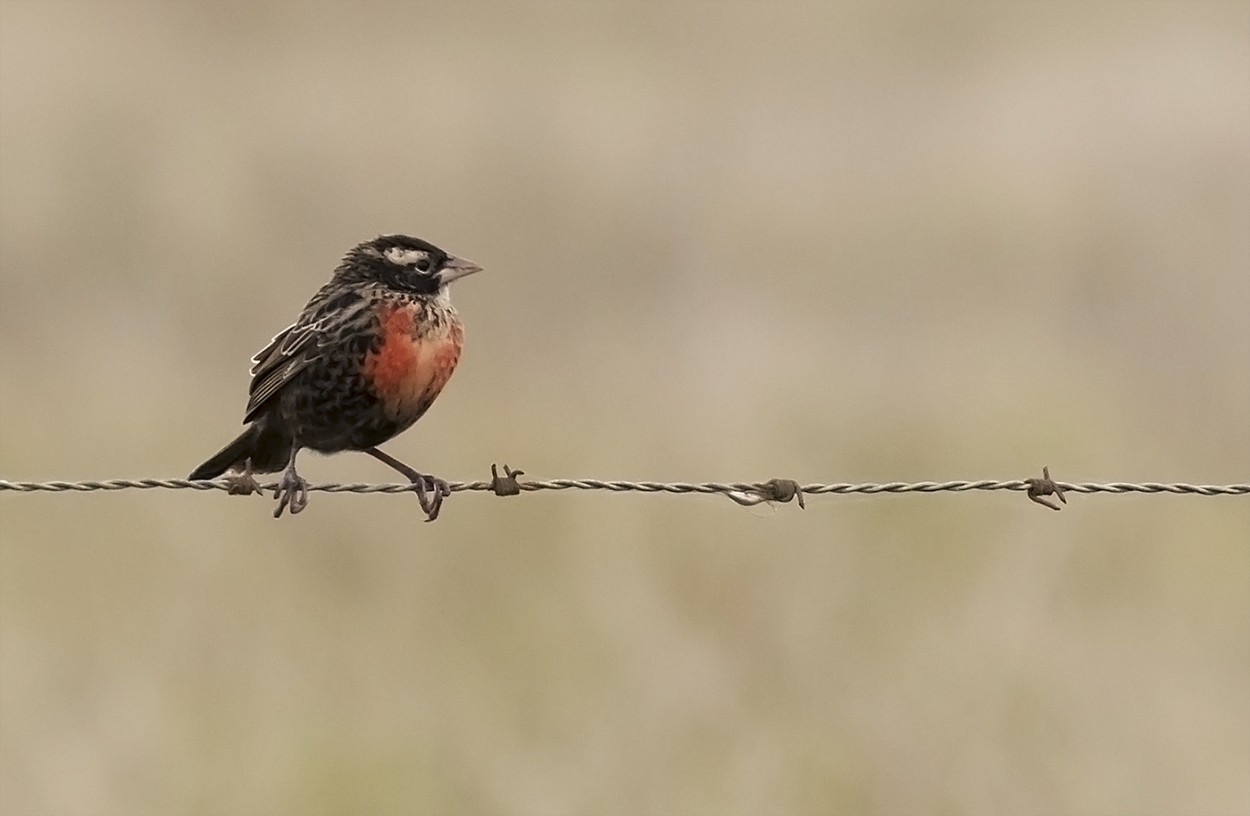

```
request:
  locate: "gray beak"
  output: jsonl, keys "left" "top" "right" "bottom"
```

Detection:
{"left": 438, "top": 255, "right": 483, "bottom": 285}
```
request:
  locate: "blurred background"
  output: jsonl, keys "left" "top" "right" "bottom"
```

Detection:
{"left": 1, "top": 2, "right": 1247, "bottom": 814}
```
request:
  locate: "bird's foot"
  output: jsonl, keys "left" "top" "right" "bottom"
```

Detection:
{"left": 224, "top": 461, "right": 262, "bottom": 496}
{"left": 411, "top": 473, "right": 452, "bottom": 522}
{"left": 272, "top": 468, "right": 310, "bottom": 518}
{"left": 361, "top": 447, "right": 450, "bottom": 522}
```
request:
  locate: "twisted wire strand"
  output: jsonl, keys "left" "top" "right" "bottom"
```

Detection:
{"left": 2, "top": 478, "right": 1247, "bottom": 499}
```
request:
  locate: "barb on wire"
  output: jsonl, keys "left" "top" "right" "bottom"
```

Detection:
{"left": 489, "top": 463, "right": 525, "bottom": 497}
{"left": 1026, "top": 466, "right": 1067, "bottom": 511}
{"left": 1, "top": 466, "right": 1247, "bottom": 512}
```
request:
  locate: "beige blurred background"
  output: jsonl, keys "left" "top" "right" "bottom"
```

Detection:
{"left": 1, "top": 1, "right": 1248, "bottom": 814}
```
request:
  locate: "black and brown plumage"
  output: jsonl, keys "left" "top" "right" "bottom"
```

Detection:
{"left": 189, "top": 234, "right": 481, "bottom": 520}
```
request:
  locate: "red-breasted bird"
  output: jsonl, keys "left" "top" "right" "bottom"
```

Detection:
{"left": 189, "top": 234, "right": 481, "bottom": 520}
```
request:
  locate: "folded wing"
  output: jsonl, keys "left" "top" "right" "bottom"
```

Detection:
{"left": 243, "top": 315, "right": 331, "bottom": 423}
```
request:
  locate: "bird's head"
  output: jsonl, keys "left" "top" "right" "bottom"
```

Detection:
{"left": 339, "top": 234, "right": 482, "bottom": 297}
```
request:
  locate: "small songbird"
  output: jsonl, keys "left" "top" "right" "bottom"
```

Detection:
{"left": 189, "top": 234, "right": 481, "bottom": 520}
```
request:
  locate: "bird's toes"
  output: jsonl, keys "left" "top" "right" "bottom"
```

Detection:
{"left": 273, "top": 473, "right": 310, "bottom": 518}
{"left": 414, "top": 474, "right": 449, "bottom": 522}
{"left": 428, "top": 475, "right": 451, "bottom": 499}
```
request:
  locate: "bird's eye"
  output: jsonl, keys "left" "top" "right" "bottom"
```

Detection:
{"left": 415, "top": 258, "right": 431, "bottom": 272}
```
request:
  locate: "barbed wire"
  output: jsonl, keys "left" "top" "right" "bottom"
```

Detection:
{"left": 2, "top": 466, "right": 1247, "bottom": 512}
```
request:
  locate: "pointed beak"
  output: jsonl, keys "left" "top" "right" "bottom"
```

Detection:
{"left": 438, "top": 255, "right": 483, "bottom": 285}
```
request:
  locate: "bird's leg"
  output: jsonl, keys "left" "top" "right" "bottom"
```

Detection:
{"left": 363, "top": 447, "right": 450, "bottom": 522}
{"left": 272, "top": 446, "right": 309, "bottom": 518}
{"left": 224, "top": 458, "right": 262, "bottom": 496}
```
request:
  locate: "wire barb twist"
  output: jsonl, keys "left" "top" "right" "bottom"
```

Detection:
{"left": 1026, "top": 465, "right": 1067, "bottom": 511}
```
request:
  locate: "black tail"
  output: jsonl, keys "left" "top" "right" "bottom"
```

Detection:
{"left": 189, "top": 422, "right": 292, "bottom": 480}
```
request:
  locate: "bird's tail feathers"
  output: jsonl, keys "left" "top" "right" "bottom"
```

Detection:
{"left": 188, "top": 422, "right": 291, "bottom": 480}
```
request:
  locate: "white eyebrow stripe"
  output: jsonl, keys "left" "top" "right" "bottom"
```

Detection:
{"left": 383, "top": 247, "right": 429, "bottom": 266}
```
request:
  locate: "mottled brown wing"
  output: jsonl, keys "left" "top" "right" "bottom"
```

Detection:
{"left": 242, "top": 316, "right": 331, "bottom": 423}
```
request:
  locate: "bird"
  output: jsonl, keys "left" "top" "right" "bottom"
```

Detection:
{"left": 189, "top": 234, "right": 481, "bottom": 520}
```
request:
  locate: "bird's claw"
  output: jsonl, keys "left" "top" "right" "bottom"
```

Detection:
{"left": 273, "top": 470, "right": 310, "bottom": 518}
{"left": 411, "top": 473, "right": 451, "bottom": 522}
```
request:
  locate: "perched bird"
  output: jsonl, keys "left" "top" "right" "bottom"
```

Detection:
{"left": 189, "top": 234, "right": 481, "bottom": 520}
